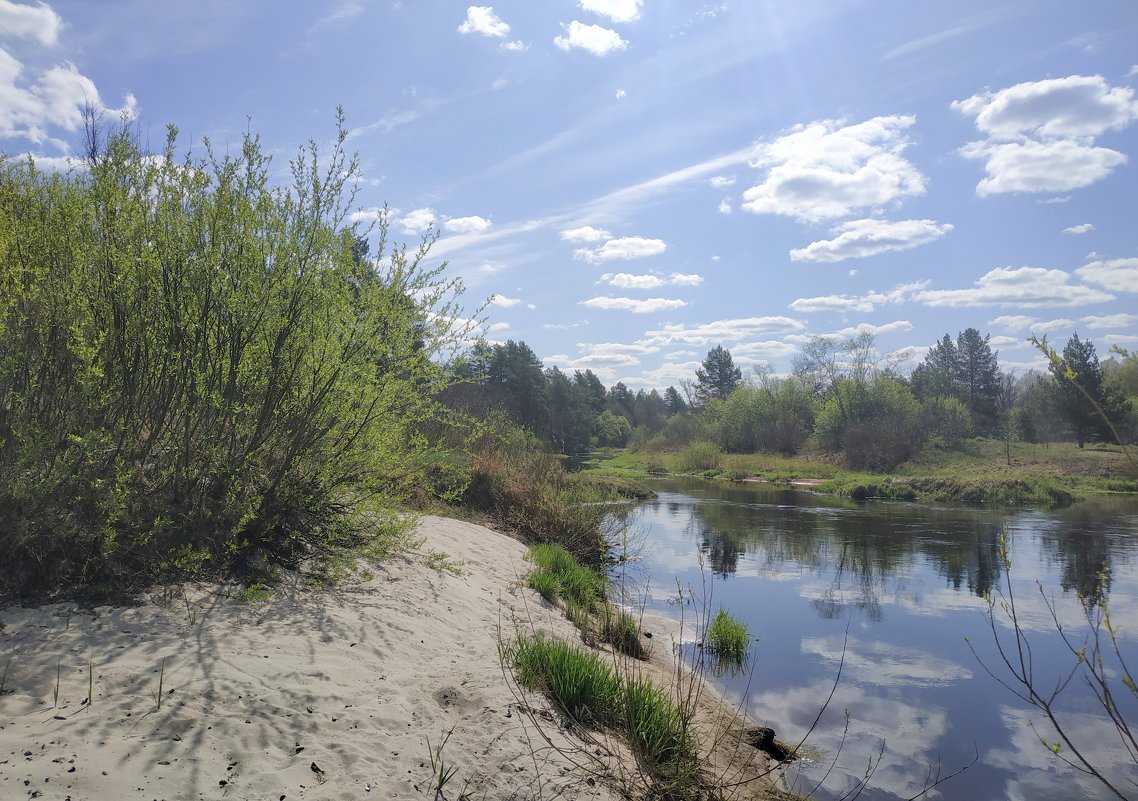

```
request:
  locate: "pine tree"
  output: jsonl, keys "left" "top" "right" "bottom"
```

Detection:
{"left": 955, "top": 328, "right": 1001, "bottom": 433}
{"left": 663, "top": 385, "right": 687, "bottom": 415}
{"left": 1051, "top": 333, "right": 1131, "bottom": 448}
{"left": 696, "top": 345, "right": 742, "bottom": 404}
{"left": 910, "top": 334, "right": 960, "bottom": 401}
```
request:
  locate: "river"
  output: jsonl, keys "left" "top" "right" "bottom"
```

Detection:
{"left": 620, "top": 477, "right": 1138, "bottom": 801}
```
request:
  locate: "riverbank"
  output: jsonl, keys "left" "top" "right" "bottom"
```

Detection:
{"left": 0, "top": 515, "right": 787, "bottom": 800}
{"left": 590, "top": 438, "right": 1137, "bottom": 506}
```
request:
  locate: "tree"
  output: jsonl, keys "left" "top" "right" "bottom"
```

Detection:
{"left": 695, "top": 345, "right": 742, "bottom": 404}
{"left": 486, "top": 340, "right": 550, "bottom": 439}
{"left": 1050, "top": 333, "right": 1131, "bottom": 448}
{"left": 910, "top": 334, "right": 960, "bottom": 402}
{"left": 545, "top": 367, "right": 593, "bottom": 455}
{"left": 573, "top": 369, "right": 607, "bottom": 417}
{"left": 955, "top": 327, "right": 1001, "bottom": 434}
{"left": 663, "top": 385, "right": 687, "bottom": 415}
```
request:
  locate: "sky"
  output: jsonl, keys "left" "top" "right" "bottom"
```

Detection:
{"left": 3, "top": 0, "right": 1138, "bottom": 390}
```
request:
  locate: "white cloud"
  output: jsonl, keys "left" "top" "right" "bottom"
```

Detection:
{"left": 498, "top": 39, "right": 528, "bottom": 51}
{"left": 1128, "top": 65, "right": 1138, "bottom": 78}
{"left": 1062, "top": 223, "right": 1094, "bottom": 234}
{"left": 398, "top": 207, "right": 436, "bottom": 234}
{"left": 599, "top": 272, "right": 702, "bottom": 289}
{"left": 560, "top": 225, "right": 611, "bottom": 243}
{"left": 669, "top": 272, "right": 703, "bottom": 286}
{"left": 960, "top": 138, "right": 1127, "bottom": 195}
{"left": 833, "top": 320, "right": 913, "bottom": 337}
{"left": 0, "top": 48, "right": 137, "bottom": 144}
{"left": 600, "top": 272, "right": 664, "bottom": 289}
{"left": 789, "top": 219, "right": 952, "bottom": 263}
{"left": 1039, "top": 195, "right": 1072, "bottom": 204}
{"left": 491, "top": 294, "right": 521, "bottom": 307}
{"left": 1075, "top": 257, "right": 1138, "bottom": 293}
{"left": 789, "top": 281, "right": 928, "bottom": 313}
{"left": 952, "top": 75, "right": 1138, "bottom": 140}
{"left": 1082, "top": 313, "right": 1138, "bottom": 329}
{"left": 0, "top": 0, "right": 61, "bottom": 45}
{"left": 916, "top": 266, "right": 1114, "bottom": 308}
{"left": 954, "top": 76, "right": 1138, "bottom": 195}
{"left": 578, "top": 0, "right": 643, "bottom": 23}
{"left": 574, "top": 235, "right": 666, "bottom": 263}
{"left": 989, "top": 315, "right": 1038, "bottom": 332}
{"left": 486, "top": 322, "right": 510, "bottom": 333}
{"left": 717, "top": 198, "right": 732, "bottom": 215}
{"left": 638, "top": 316, "right": 805, "bottom": 348}
{"left": 615, "top": 88, "right": 626, "bottom": 99}
{"left": 443, "top": 215, "right": 492, "bottom": 234}
{"left": 709, "top": 175, "right": 736, "bottom": 189}
{"left": 458, "top": 6, "right": 510, "bottom": 37}
{"left": 741, "top": 116, "right": 925, "bottom": 222}
{"left": 581, "top": 296, "right": 686, "bottom": 313}
{"left": 732, "top": 340, "right": 798, "bottom": 359}
{"left": 554, "top": 21, "right": 628, "bottom": 56}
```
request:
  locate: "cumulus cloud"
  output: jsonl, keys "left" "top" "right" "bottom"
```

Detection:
{"left": 1075, "top": 257, "right": 1138, "bottom": 293}
{"left": 578, "top": 0, "right": 643, "bottom": 23}
{"left": 398, "top": 207, "right": 436, "bottom": 234}
{"left": 491, "top": 294, "right": 522, "bottom": 307}
{"left": 1063, "top": 223, "right": 1094, "bottom": 234}
{"left": 916, "top": 266, "right": 1114, "bottom": 308}
{"left": 709, "top": 175, "right": 736, "bottom": 189}
{"left": 669, "top": 273, "right": 703, "bottom": 286}
{"left": 1082, "top": 313, "right": 1138, "bottom": 329}
{"left": 581, "top": 296, "right": 686, "bottom": 313}
{"left": 960, "top": 139, "right": 1127, "bottom": 195}
{"left": 443, "top": 215, "right": 492, "bottom": 234}
{"left": 486, "top": 321, "right": 510, "bottom": 333}
{"left": 954, "top": 75, "right": 1138, "bottom": 195}
{"left": 574, "top": 235, "right": 666, "bottom": 263}
{"left": 554, "top": 21, "right": 628, "bottom": 56}
{"left": 789, "top": 219, "right": 952, "bottom": 263}
{"left": 638, "top": 316, "right": 805, "bottom": 348}
{"left": 741, "top": 116, "right": 925, "bottom": 222}
{"left": 458, "top": 6, "right": 510, "bottom": 37}
{"left": 560, "top": 225, "right": 611, "bottom": 243}
{"left": 731, "top": 340, "right": 798, "bottom": 359}
{"left": 789, "top": 281, "right": 928, "bottom": 313}
{"left": 0, "top": 0, "right": 62, "bottom": 45}
{"left": 600, "top": 272, "right": 664, "bottom": 289}
{"left": 499, "top": 40, "right": 528, "bottom": 51}
{"left": 615, "top": 88, "right": 626, "bottom": 99}
{"left": 717, "top": 198, "right": 732, "bottom": 215}
{"left": 952, "top": 75, "right": 1138, "bottom": 139}
{"left": 599, "top": 272, "right": 703, "bottom": 289}
{"left": 0, "top": 48, "right": 137, "bottom": 143}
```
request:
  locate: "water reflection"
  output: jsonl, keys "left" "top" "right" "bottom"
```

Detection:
{"left": 632, "top": 477, "right": 1138, "bottom": 801}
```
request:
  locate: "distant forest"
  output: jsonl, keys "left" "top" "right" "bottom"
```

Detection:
{"left": 442, "top": 330, "right": 1138, "bottom": 471}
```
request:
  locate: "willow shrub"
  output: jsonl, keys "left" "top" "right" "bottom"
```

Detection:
{"left": 0, "top": 113, "right": 470, "bottom": 597}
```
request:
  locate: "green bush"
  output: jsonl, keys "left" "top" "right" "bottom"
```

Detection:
{"left": 676, "top": 441, "right": 723, "bottom": 472}
{"left": 0, "top": 113, "right": 470, "bottom": 596}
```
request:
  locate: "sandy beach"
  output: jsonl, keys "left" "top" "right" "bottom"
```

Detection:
{"left": 0, "top": 516, "right": 632, "bottom": 801}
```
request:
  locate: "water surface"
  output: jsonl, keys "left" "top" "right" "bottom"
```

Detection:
{"left": 622, "top": 478, "right": 1138, "bottom": 801}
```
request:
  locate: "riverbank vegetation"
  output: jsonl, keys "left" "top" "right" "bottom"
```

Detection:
{"left": 442, "top": 328, "right": 1134, "bottom": 505}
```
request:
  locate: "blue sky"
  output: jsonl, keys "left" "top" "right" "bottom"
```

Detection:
{"left": 3, "top": 0, "right": 1138, "bottom": 389}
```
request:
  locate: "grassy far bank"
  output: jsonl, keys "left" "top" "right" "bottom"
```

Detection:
{"left": 588, "top": 438, "right": 1138, "bottom": 506}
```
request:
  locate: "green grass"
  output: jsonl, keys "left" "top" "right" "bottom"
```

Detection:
{"left": 705, "top": 609, "right": 750, "bottom": 665}
{"left": 506, "top": 634, "right": 700, "bottom": 796}
{"left": 508, "top": 634, "right": 622, "bottom": 727}
{"left": 526, "top": 543, "right": 603, "bottom": 611}
{"left": 602, "top": 608, "right": 648, "bottom": 659}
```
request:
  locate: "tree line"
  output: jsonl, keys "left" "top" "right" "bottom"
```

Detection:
{"left": 445, "top": 329, "right": 1136, "bottom": 471}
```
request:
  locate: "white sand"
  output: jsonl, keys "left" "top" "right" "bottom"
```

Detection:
{"left": 0, "top": 516, "right": 627, "bottom": 800}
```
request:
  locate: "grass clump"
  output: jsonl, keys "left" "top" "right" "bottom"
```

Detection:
{"left": 506, "top": 634, "right": 700, "bottom": 796}
{"left": 676, "top": 441, "right": 723, "bottom": 473}
{"left": 705, "top": 609, "right": 750, "bottom": 665}
{"left": 602, "top": 608, "right": 648, "bottom": 659}
{"left": 526, "top": 543, "right": 603, "bottom": 610}
{"left": 509, "top": 634, "right": 621, "bottom": 727}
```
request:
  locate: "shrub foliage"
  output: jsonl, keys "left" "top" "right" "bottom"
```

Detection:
{"left": 0, "top": 113, "right": 469, "bottom": 596}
